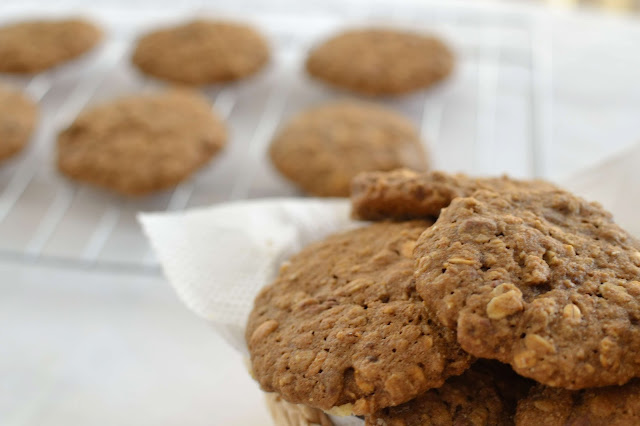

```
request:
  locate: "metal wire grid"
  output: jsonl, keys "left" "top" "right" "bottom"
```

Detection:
{"left": 0, "top": 6, "right": 552, "bottom": 273}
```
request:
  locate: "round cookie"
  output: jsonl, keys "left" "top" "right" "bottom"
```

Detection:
{"left": 351, "top": 169, "right": 558, "bottom": 221}
{"left": 306, "top": 28, "right": 454, "bottom": 96}
{"left": 414, "top": 186, "right": 640, "bottom": 389}
{"left": 246, "top": 221, "right": 473, "bottom": 416}
{"left": 366, "top": 361, "right": 532, "bottom": 426}
{"left": 132, "top": 20, "right": 269, "bottom": 85}
{"left": 516, "top": 381, "right": 640, "bottom": 426}
{"left": 57, "top": 90, "right": 227, "bottom": 195}
{"left": 269, "top": 101, "right": 429, "bottom": 197}
{"left": 0, "top": 18, "right": 101, "bottom": 73}
{"left": 0, "top": 85, "right": 37, "bottom": 162}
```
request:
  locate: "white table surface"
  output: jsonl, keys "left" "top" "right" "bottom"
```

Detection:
{"left": 0, "top": 259, "right": 271, "bottom": 426}
{"left": 3, "top": 1, "right": 640, "bottom": 425}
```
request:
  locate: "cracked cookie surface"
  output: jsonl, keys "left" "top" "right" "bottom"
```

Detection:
{"left": 415, "top": 187, "right": 640, "bottom": 389}
{"left": 247, "top": 221, "right": 472, "bottom": 415}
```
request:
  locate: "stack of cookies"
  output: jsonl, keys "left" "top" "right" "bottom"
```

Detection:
{"left": 246, "top": 169, "right": 640, "bottom": 425}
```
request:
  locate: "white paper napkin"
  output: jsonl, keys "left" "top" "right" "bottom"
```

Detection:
{"left": 140, "top": 198, "right": 357, "bottom": 354}
{"left": 560, "top": 143, "right": 640, "bottom": 238}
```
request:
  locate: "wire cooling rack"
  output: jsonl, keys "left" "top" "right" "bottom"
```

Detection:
{"left": 0, "top": 2, "right": 552, "bottom": 273}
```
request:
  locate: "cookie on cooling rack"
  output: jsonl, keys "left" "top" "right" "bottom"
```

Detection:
{"left": 269, "top": 101, "right": 429, "bottom": 197}
{"left": 246, "top": 221, "right": 473, "bottom": 416}
{"left": 0, "top": 18, "right": 101, "bottom": 73}
{"left": 0, "top": 85, "right": 37, "bottom": 162}
{"left": 350, "top": 169, "right": 557, "bottom": 221}
{"left": 366, "top": 361, "right": 533, "bottom": 426}
{"left": 516, "top": 380, "right": 640, "bottom": 426}
{"left": 57, "top": 90, "right": 227, "bottom": 195}
{"left": 413, "top": 181, "right": 640, "bottom": 389}
{"left": 132, "top": 19, "right": 269, "bottom": 85}
{"left": 306, "top": 28, "right": 454, "bottom": 96}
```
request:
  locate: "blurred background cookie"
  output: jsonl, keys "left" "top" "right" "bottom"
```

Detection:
{"left": 306, "top": 28, "right": 454, "bottom": 96}
{"left": 0, "top": 85, "right": 37, "bottom": 163}
{"left": 269, "top": 100, "right": 429, "bottom": 197}
{"left": 57, "top": 90, "right": 227, "bottom": 195}
{"left": 0, "top": 18, "right": 101, "bottom": 73}
{"left": 132, "top": 19, "right": 269, "bottom": 85}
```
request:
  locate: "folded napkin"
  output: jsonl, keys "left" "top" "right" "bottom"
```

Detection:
{"left": 140, "top": 198, "right": 356, "bottom": 354}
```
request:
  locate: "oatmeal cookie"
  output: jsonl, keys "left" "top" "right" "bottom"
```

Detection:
{"left": 0, "top": 85, "right": 37, "bottom": 162}
{"left": 415, "top": 187, "right": 640, "bottom": 389}
{"left": 247, "top": 221, "right": 472, "bottom": 415}
{"left": 366, "top": 361, "right": 532, "bottom": 426}
{"left": 132, "top": 19, "right": 269, "bottom": 85}
{"left": 351, "top": 169, "right": 557, "bottom": 221}
{"left": 270, "top": 102, "right": 428, "bottom": 197}
{"left": 0, "top": 18, "right": 101, "bottom": 73}
{"left": 57, "top": 90, "right": 227, "bottom": 195}
{"left": 306, "top": 29, "right": 453, "bottom": 96}
{"left": 516, "top": 381, "right": 640, "bottom": 426}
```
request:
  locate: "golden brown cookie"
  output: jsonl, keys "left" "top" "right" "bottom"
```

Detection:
{"left": 132, "top": 20, "right": 269, "bottom": 85}
{"left": 414, "top": 185, "right": 640, "bottom": 389}
{"left": 0, "top": 85, "right": 37, "bottom": 162}
{"left": 247, "top": 221, "right": 473, "bottom": 416}
{"left": 0, "top": 18, "right": 101, "bottom": 73}
{"left": 57, "top": 90, "right": 227, "bottom": 195}
{"left": 516, "top": 381, "right": 640, "bottom": 426}
{"left": 269, "top": 102, "right": 429, "bottom": 197}
{"left": 306, "top": 29, "right": 454, "bottom": 96}
{"left": 351, "top": 169, "right": 558, "bottom": 221}
{"left": 366, "top": 361, "right": 533, "bottom": 426}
